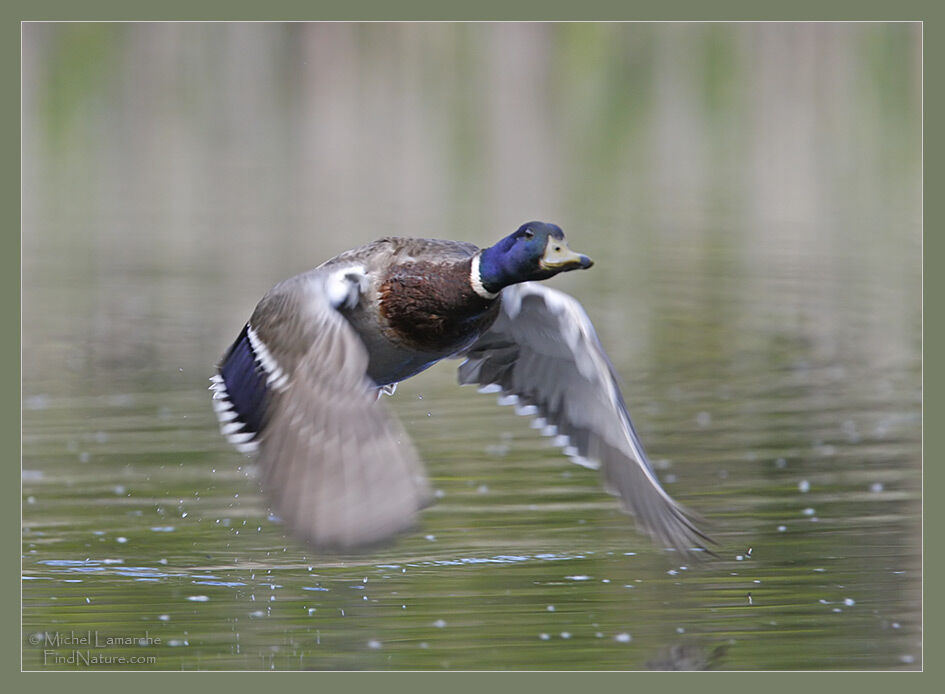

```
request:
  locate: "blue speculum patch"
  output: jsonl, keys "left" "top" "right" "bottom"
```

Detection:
{"left": 218, "top": 324, "right": 269, "bottom": 436}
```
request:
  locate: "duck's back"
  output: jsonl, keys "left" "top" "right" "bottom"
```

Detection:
{"left": 319, "top": 236, "right": 479, "bottom": 272}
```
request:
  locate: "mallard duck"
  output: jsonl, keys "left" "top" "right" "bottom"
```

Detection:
{"left": 210, "top": 222, "right": 710, "bottom": 555}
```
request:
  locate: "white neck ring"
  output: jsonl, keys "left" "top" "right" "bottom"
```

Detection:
{"left": 470, "top": 253, "right": 499, "bottom": 300}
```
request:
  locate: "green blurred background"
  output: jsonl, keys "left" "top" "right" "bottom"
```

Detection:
{"left": 23, "top": 23, "right": 920, "bottom": 670}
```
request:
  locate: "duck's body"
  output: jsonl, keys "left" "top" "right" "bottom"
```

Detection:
{"left": 317, "top": 237, "right": 500, "bottom": 384}
{"left": 211, "top": 222, "right": 710, "bottom": 555}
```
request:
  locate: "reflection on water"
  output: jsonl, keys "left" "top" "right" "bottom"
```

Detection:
{"left": 22, "top": 23, "right": 920, "bottom": 670}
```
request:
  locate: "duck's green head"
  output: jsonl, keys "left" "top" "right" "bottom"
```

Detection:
{"left": 475, "top": 222, "right": 594, "bottom": 296}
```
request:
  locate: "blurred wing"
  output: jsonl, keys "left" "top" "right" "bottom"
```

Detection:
{"left": 211, "top": 268, "right": 431, "bottom": 550}
{"left": 458, "top": 282, "right": 711, "bottom": 556}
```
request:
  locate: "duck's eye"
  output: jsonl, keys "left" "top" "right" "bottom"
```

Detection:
{"left": 553, "top": 245, "right": 561, "bottom": 252}
{"left": 523, "top": 229, "right": 534, "bottom": 240}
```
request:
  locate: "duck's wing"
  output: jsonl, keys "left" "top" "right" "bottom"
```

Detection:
{"left": 210, "top": 266, "right": 432, "bottom": 550}
{"left": 458, "top": 282, "right": 712, "bottom": 556}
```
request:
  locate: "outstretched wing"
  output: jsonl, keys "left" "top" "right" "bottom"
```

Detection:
{"left": 458, "top": 282, "right": 711, "bottom": 556}
{"left": 210, "top": 267, "right": 431, "bottom": 550}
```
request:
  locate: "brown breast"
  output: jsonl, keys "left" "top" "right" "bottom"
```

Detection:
{"left": 378, "top": 258, "right": 501, "bottom": 354}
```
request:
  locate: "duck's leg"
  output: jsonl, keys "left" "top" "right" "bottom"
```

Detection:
{"left": 374, "top": 382, "right": 398, "bottom": 401}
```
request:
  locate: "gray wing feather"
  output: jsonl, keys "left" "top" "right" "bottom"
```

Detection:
{"left": 458, "top": 282, "right": 711, "bottom": 556}
{"left": 250, "top": 270, "right": 431, "bottom": 550}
